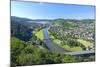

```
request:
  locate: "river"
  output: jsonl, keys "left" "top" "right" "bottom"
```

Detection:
{"left": 43, "top": 28, "right": 68, "bottom": 54}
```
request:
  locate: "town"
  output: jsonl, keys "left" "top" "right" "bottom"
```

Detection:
{"left": 49, "top": 19, "right": 95, "bottom": 51}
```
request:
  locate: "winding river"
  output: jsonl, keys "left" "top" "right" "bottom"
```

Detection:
{"left": 43, "top": 28, "right": 68, "bottom": 54}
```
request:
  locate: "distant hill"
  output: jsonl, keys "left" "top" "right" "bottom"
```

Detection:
{"left": 11, "top": 16, "right": 52, "bottom": 23}
{"left": 11, "top": 16, "right": 34, "bottom": 22}
{"left": 11, "top": 16, "right": 45, "bottom": 27}
{"left": 52, "top": 18, "right": 95, "bottom": 28}
{"left": 80, "top": 19, "right": 95, "bottom": 23}
{"left": 11, "top": 19, "right": 33, "bottom": 41}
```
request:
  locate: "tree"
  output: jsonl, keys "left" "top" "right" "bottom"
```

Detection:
{"left": 11, "top": 20, "right": 33, "bottom": 41}
{"left": 11, "top": 37, "right": 26, "bottom": 66}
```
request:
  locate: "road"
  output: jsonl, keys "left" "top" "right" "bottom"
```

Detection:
{"left": 64, "top": 50, "right": 95, "bottom": 56}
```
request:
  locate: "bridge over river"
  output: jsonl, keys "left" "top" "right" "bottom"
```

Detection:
{"left": 43, "top": 28, "right": 95, "bottom": 56}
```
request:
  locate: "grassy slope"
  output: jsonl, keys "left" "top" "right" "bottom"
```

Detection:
{"left": 34, "top": 30, "right": 44, "bottom": 40}
{"left": 77, "top": 39, "right": 94, "bottom": 48}
{"left": 49, "top": 32, "right": 82, "bottom": 52}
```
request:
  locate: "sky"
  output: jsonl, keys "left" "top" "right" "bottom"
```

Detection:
{"left": 11, "top": 1, "right": 95, "bottom": 20}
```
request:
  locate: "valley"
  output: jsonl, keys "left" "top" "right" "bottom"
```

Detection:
{"left": 11, "top": 16, "right": 95, "bottom": 66}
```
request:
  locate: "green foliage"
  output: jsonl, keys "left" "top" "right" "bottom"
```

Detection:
{"left": 77, "top": 39, "right": 94, "bottom": 48}
{"left": 62, "top": 55, "right": 76, "bottom": 63}
{"left": 75, "top": 55, "right": 95, "bottom": 62}
{"left": 11, "top": 37, "right": 26, "bottom": 64}
{"left": 16, "top": 53, "right": 34, "bottom": 66}
{"left": 66, "top": 39, "right": 82, "bottom": 47}
{"left": 49, "top": 31, "right": 83, "bottom": 51}
{"left": 11, "top": 36, "right": 95, "bottom": 66}
{"left": 11, "top": 20, "right": 33, "bottom": 41}
{"left": 34, "top": 29, "right": 44, "bottom": 40}
{"left": 53, "top": 19, "right": 78, "bottom": 28}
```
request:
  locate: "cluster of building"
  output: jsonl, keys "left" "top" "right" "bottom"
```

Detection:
{"left": 49, "top": 22, "right": 95, "bottom": 42}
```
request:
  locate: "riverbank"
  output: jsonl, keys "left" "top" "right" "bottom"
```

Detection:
{"left": 48, "top": 31, "right": 83, "bottom": 52}
{"left": 33, "top": 29, "right": 44, "bottom": 41}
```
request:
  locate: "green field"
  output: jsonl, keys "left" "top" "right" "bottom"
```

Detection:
{"left": 62, "top": 45, "right": 82, "bottom": 51}
{"left": 49, "top": 32, "right": 82, "bottom": 51}
{"left": 53, "top": 39, "right": 82, "bottom": 51}
{"left": 34, "top": 30, "right": 44, "bottom": 40}
{"left": 77, "top": 39, "right": 94, "bottom": 48}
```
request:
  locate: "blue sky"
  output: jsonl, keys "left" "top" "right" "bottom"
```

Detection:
{"left": 11, "top": 1, "right": 95, "bottom": 19}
